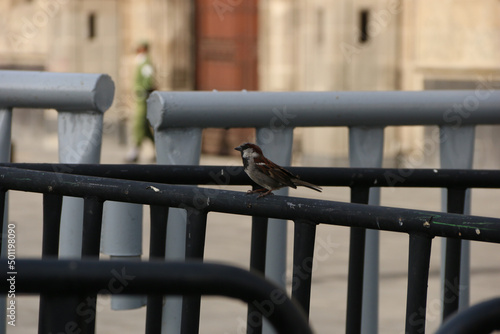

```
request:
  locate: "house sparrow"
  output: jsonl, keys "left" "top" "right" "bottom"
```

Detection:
{"left": 235, "top": 143, "right": 322, "bottom": 198}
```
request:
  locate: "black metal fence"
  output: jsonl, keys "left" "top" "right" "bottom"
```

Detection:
{"left": 1, "top": 163, "right": 500, "bottom": 334}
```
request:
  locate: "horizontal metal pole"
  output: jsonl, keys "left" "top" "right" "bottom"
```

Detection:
{"left": 3, "top": 163, "right": 500, "bottom": 189}
{"left": 0, "top": 71, "right": 114, "bottom": 112}
{"left": 435, "top": 297, "right": 500, "bottom": 334}
{"left": 0, "top": 259, "right": 312, "bottom": 334}
{"left": 0, "top": 166, "right": 499, "bottom": 242}
{"left": 147, "top": 90, "right": 500, "bottom": 128}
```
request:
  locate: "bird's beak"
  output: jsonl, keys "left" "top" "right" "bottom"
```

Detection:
{"left": 235, "top": 146, "right": 242, "bottom": 152}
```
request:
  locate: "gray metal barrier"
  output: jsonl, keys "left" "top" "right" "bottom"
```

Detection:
{"left": 0, "top": 70, "right": 115, "bottom": 332}
{"left": 147, "top": 89, "right": 500, "bottom": 334}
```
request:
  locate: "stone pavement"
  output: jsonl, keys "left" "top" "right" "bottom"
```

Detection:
{"left": 6, "top": 128, "right": 500, "bottom": 334}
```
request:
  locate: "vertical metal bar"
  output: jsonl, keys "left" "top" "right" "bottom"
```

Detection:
{"left": 291, "top": 220, "right": 317, "bottom": 317}
{"left": 183, "top": 209, "right": 208, "bottom": 259}
{"left": 0, "top": 107, "right": 12, "bottom": 334}
{"left": 439, "top": 124, "right": 476, "bottom": 318}
{"left": 180, "top": 209, "right": 207, "bottom": 334}
{"left": 81, "top": 197, "right": 104, "bottom": 258}
{"left": 249, "top": 216, "right": 269, "bottom": 275}
{"left": 0, "top": 190, "right": 5, "bottom": 257}
{"left": 38, "top": 295, "right": 88, "bottom": 334}
{"left": 440, "top": 125, "right": 474, "bottom": 314}
{"left": 162, "top": 208, "right": 188, "bottom": 334}
{"left": 349, "top": 126, "right": 384, "bottom": 334}
{"left": 146, "top": 205, "right": 169, "bottom": 334}
{"left": 247, "top": 215, "right": 268, "bottom": 334}
{"left": 39, "top": 196, "right": 103, "bottom": 334}
{"left": 346, "top": 227, "right": 366, "bottom": 334}
{"left": 102, "top": 203, "right": 143, "bottom": 257}
{"left": 0, "top": 108, "right": 12, "bottom": 164}
{"left": 152, "top": 127, "right": 202, "bottom": 334}
{"left": 442, "top": 187, "right": 466, "bottom": 321}
{"left": 41, "top": 193, "right": 63, "bottom": 257}
{"left": 256, "top": 128, "right": 293, "bottom": 334}
{"left": 149, "top": 206, "right": 169, "bottom": 259}
{"left": 405, "top": 233, "right": 433, "bottom": 334}
{"left": 442, "top": 238, "right": 461, "bottom": 321}
{"left": 58, "top": 112, "right": 103, "bottom": 259}
{"left": 256, "top": 128, "right": 293, "bottom": 286}
{"left": 59, "top": 197, "right": 84, "bottom": 258}
{"left": 38, "top": 193, "right": 64, "bottom": 333}
{"left": 102, "top": 201, "right": 144, "bottom": 310}
{"left": 346, "top": 186, "right": 370, "bottom": 334}
{"left": 80, "top": 197, "right": 104, "bottom": 334}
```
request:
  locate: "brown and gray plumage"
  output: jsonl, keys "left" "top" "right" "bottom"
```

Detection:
{"left": 235, "top": 143, "right": 322, "bottom": 198}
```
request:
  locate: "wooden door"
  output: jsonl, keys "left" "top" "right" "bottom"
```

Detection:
{"left": 195, "top": 0, "right": 258, "bottom": 90}
{"left": 195, "top": 0, "right": 258, "bottom": 154}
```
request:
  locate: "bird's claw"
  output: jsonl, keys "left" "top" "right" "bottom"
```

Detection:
{"left": 246, "top": 188, "right": 274, "bottom": 198}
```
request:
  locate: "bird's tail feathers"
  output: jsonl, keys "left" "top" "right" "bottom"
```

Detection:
{"left": 294, "top": 179, "right": 322, "bottom": 192}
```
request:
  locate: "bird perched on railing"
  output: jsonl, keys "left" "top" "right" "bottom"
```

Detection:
{"left": 235, "top": 143, "right": 322, "bottom": 198}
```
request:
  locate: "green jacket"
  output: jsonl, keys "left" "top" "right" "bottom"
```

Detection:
{"left": 134, "top": 56, "right": 154, "bottom": 100}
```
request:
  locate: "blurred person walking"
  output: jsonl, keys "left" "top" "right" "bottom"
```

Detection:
{"left": 125, "top": 42, "right": 156, "bottom": 162}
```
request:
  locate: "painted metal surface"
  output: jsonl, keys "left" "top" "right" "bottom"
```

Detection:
{"left": 148, "top": 90, "right": 500, "bottom": 128}
{"left": 0, "top": 71, "right": 114, "bottom": 112}
{"left": 148, "top": 88, "right": 500, "bottom": 334}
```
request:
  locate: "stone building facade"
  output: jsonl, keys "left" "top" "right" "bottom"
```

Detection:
{"left": 1, "top": 0, "right": 499, "bottom": 166}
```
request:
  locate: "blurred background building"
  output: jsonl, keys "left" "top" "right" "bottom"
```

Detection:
{"left": 1, "top": 0, "right": 499, "bottom": 166}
